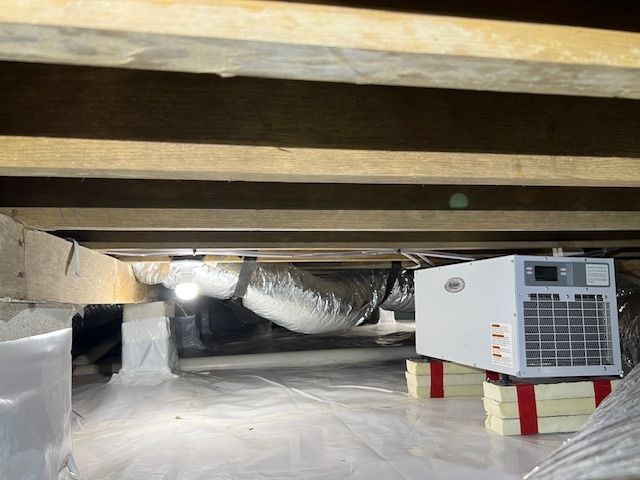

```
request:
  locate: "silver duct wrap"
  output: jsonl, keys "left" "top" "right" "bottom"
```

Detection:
{"left": 133, "top": 261, "right": 414, "bottom": 334}
{"left": 619, "top": 292, "right": 640, "bottom": 375}
{"left": 525, "top": 363, "right": 640, "bottom": 480}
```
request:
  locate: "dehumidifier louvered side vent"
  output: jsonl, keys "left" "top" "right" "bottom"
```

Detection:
{"left": 523, "top": 293, "right": 614, "bottom": 368}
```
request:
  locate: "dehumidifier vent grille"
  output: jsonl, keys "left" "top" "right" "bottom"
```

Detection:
{"left": 523, "top": 293, "right": 614, "bottom": 368}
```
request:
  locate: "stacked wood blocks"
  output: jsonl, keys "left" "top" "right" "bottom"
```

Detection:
{"left": 483, "top": 378, "right": 619, "bottom": 435}
{"left": 405, "top": 358, "right": 490, "bottom": 398}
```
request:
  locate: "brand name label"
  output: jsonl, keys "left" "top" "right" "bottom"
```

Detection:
{"left": 444, "top": 277, "right": 465, "bottom": 293}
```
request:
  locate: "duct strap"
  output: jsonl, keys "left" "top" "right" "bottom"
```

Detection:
{"left": 379, "top": 261, "right": 402, "bottom": 306}
{"left": 232, "top": 256, "right": 257, "bottom": 301}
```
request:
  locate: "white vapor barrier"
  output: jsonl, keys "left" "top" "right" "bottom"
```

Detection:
{"left": 180, "top": 346, "right": 416, "bottom": 372}
{"left": 71, "top": 362, "right": 565, "bottom": 479}
{"left": 0, "top": 328, "right": 78, "bottom": 480}
{"left": 111, "top": 317, "right": 177, "bottom": 386}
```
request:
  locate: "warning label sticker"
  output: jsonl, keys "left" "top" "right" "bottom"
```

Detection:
{"left": 586, "top": 263, "right": 610, "bottom": 286}
{"left": 490, "top": 323, "right": 513, "bottom": 368}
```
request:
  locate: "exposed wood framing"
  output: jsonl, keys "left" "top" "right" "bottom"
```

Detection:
{"left": 3, "top": 62, "right": 640, "bottom": 157}
{"left": 1, "top": 178, "right": 638, "bottom": 211}
{"left": 1, "top": 63, "right": 639, "bottom": 187}
{"left": 123, "top": 254, "right": 411, "bottom": 264}
{"left": 0, "top": 214, "right": 153, "bottom": 304}
{"left": 0, "top": 1, "right": 638, "bottom": 97}
{"left": 2, "top": 179, "right": 638, "bottom": 251}
{"left": 1, "top": 136, "right": 639, "bottom": 187}
{"left": 0, "top": 215, "right": 26, "bottom": 300}
{"left": 42, "top": 231, "right": 640, "bottom": 252}
{"left": 4, "top": 207, "right": 640, "bottom": 233}
{"left": 281, "top": 0, "right": 640, "bottom": 32}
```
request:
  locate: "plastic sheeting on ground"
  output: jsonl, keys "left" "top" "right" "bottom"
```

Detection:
{"left": 71, "top": 361, "right": 565, "bottom": 480}
{"left": 0, "top": 328, "right": 77, "bottom": 480}
{"left": 525, "top": 363, "right": 640, "bottom": 480}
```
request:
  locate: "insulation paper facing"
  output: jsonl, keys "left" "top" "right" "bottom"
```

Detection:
{"left": 133, "top": 261, "right": 414, "bottom": 334}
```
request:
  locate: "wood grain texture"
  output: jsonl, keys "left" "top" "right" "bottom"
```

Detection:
{"left": 4, "top": 207, "right": 640, "bottom": 232}
{"left": 0, "top": 214, "right": 153, "bottom": 304}
{"left": 0, "top": 1, "right": 638, "bottom": 97}
{"left": 2, "top": 136, "right": 640, "bottom": 186}
{"left": 0, "top": 215, "right": 26, "bottom": 299}
{"left": 285, "top": 0, "right": 640, "bottom": 32}
{"left": 2, "top": 62, "right": 640, "bottom": 158}
{"left": 54, "top": 230, "right": 640, "bottom": 250}
{"left": 1, "top": 178, "right": 638, "bottom": 211}
{"left": 2, "top": 62, "right": 639, "bottom": 186}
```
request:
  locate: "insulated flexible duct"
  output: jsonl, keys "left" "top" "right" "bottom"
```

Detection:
{"left": 133, "top": 261, "right": 414, "bottom": 334}
{"left": 525, "top": 363, "right": 640, "bottom": 480}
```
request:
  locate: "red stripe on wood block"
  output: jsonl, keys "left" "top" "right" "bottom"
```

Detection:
{"left": 516, "top": 384, "right": 539, "bottom": 435}
{"left": 429, "top": 360, "right": 444, "bottom": 398}
{"left": 593, "top": 380, "right": 612, "bottom": 407}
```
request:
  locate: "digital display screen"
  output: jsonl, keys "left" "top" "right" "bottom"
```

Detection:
{"left": 534, "top": 265, "right": 558, "bottom": 282}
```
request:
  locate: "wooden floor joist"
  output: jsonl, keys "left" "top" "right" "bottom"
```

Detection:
{"left": 3, "top": 62, "right": 640, "bottom": 158}
{"left": 0, "top": 1, "right": 638, "bottom": 98}
{"left": 2, "top": 178, "right": 639, "bottom": 211}
{"left": 1, "top": 63, "right": 639, "bottom": 187}
{"left": 2, "top": 136, "right": 640, "bottom": 187}
{"left": 0, "top": 214, "right": 153, "bottom": 304}
{"left": 4, "top": 207, "right": 640, "bottom": 233}
{"left": 50, "top": 231, "right": 640, "bottom": 251}
{"left": 2, "top": 179, "right": 638, "bottom": 249}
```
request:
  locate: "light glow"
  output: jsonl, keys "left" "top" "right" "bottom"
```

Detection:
{"left": 175, "top": 281, "right": 199, "bottom": 301}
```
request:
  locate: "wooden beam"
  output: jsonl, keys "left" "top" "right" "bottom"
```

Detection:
{"left": 0, "top": 215, "right": 26, "bottom": 300}
{"left": 122, "top": 254, "right": 411, "bottom": 264}
{"left": 3, "top": 179, "right": 637, "bottom": 251}
{"left": 2, "top": 63, "right": 639, "bottom": 186}
{"left": 2, "top": 136, "right": 640, "bottom": 187}
{"left": 3, "top": 207, "right": 640, "bottom": 232}
{"left": 282, "top": 0, "right": 640, "bottom": 32}
{"left": 55, "top": 231, "right": 640, "bottom": 251}
{"left": 1, "top": 178, "right": 638, "bottom": 211}
{"left": 0, "top": 214, "right": 153, "bottom": 304}
{"left": 3, "top": 62, "right": 640, "bottom": 158}
{"left": 2, "top": 65, "right": 640, "bottom": 186}
{"left": 0, "top": 1, "right": 638, "bottom": 98}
